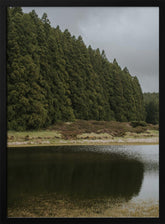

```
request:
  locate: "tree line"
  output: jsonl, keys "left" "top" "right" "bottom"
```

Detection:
{"left": 143, "top": 92, "right": 159, "bottom": 125}
{"left": 7, "top": 7, "right": 157, "bottom": 131}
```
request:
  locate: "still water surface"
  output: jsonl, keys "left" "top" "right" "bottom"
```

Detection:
{"left": 8, "top": 145, "right": 159, "bottom": 216}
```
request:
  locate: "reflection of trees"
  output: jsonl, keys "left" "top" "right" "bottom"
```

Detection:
{"left": 8, "top": 147, "right": 144, "bottom": 207}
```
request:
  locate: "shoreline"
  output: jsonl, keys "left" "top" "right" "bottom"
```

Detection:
{"left": 7, "top": 137, "right": 159, "bottom": 147}
{"left": 7, "top": 122, "right": 159, "bottom": 148}
{"left": 8, "top": 197, "right": 159, "bottom": 218}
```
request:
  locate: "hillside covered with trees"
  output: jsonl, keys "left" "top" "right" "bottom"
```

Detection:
{"left": 7, "top": 7, "right": 147, "bottom": 131}
{"left": 143, "top": 93, "right": 159, "bottom": 124}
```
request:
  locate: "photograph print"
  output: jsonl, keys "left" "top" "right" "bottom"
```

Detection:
{"left": 7, "top": 6, "right": 159, "bottom": 218}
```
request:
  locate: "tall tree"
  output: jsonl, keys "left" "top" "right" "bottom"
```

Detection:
{"left": 7, "top": 7, "right": 146, "bottom": 130}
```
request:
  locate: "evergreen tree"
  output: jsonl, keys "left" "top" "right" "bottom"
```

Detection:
{"left": 7, "top": 7, "right": 146, "bottom": 130}
{"left": 143, "top": 93, "right": 159, "bottom": 124}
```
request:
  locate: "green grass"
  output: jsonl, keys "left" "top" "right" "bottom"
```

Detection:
{"left": 8, "top": 130, "right": 61, "bottom": 142}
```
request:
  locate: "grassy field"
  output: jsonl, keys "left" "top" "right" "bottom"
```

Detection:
{"left": 7, "top": 120, "right": 159, "bottom": 146}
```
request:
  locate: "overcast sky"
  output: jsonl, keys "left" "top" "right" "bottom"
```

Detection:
{"left": 23, "top": 7, "right": 159, "bottom": 93}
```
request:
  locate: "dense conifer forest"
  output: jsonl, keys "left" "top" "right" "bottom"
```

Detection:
{"left": 7, "top": 7, "right": 153, "bottom": 131}
{"left": 143, "top": 93, "right": 159, "bottom": 125}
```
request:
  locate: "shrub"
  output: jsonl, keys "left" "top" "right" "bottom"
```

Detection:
{"left": 131, "top": 121, "right": 147, "bottom": 128}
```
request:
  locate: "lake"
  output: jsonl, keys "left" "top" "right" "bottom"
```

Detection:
{"left": 7, "top": 144, "right": 159, "bottom": 217}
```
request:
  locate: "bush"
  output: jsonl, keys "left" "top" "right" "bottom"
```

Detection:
{"left": 131, "top": 121, "right": 147, "bottom": 128}
{"left": 134, "top": 126, "right": 147, "bottom": 133}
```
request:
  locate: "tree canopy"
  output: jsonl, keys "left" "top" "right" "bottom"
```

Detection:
{"left": 7, "top": 7, "right": 148, "bottom": 131}
{"left": 143, "top": 92, "right": 159, "bottom": 124}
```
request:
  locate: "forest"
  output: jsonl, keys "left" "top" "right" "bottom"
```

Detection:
{"left": 7, "top": 7, "right": 158, "bottom": 131}
{"left": 143, "top": 93, "right": 159, "bottom": 125}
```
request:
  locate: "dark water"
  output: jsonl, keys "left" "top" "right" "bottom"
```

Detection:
{"left": 8, "top": 145, "right": 159, "bottom": 214}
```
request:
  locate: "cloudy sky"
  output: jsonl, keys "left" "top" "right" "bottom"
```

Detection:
{"left": 23, "top": 7, "right": 159, "bottom": 93}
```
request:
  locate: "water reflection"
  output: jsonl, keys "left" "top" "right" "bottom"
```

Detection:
{"left": 8, "top": 146, "right": 144, "bottom": 207}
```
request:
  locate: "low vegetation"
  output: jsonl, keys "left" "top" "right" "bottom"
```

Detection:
{"left": 47, "top": 120, "right": 158, "bottom": 139}
{"left": 8, "top": 120, "right": 159, "bottom": 146}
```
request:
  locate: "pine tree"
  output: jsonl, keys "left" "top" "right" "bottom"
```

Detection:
{"left": 7, "top": 7, "right": 146, "bottom": 130}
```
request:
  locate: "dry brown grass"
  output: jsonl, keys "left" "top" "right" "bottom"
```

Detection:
{"left": 7, "top": 120, "right": 159, "bottom": 146}
{"left": 47, "top": 120, "right": 158, "bottom": 140}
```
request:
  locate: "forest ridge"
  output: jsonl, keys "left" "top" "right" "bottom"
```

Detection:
{"left": 7, "top": 7, "right": 157, "bottom": 131}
